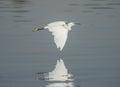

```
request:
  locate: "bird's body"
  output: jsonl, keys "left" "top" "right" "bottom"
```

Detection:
{"left": 33, "top": 21, "right": 80, "bottom": 51}
{"left": 44, "top": 21, "right": 74, "bottom": 31}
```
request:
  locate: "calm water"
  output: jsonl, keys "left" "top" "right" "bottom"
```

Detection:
{"left": 0, "top": 0, "right": 120, "bottom": 87}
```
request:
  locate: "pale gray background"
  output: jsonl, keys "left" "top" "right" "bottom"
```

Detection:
{"left": 0, "top": 0, "right": 120, "bottom": 87}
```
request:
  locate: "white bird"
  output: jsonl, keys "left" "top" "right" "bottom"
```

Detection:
{"left": 32, "top": 21, "right": 80, "bottom": 51}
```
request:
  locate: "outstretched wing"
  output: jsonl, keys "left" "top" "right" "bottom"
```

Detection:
{"left": 48, "top": 26, "right": 68, "bottom": 51}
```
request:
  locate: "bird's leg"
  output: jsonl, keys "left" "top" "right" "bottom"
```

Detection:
{"left": 32, "top": 27, "right": 44, "bottom": 32}
{"left": 38, "top": 28, "right": 44, "bottom": 30}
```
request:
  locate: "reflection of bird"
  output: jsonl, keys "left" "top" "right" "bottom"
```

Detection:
{"left": 32, "top": 21, "right": 80, "bottom": 51}
{"left": 44, "top": 58, "right": 73, "bottom": 81}
{"left": 46, "top": 82, "right": 74, "bottom": 87}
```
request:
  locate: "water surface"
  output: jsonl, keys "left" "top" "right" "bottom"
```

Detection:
{"left": 0, "top": 0, "right": 120, "bottom": 87}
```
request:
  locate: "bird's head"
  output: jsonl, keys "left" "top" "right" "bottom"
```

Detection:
{"left": 68, "top": 22, "right": 81, "bottom": 30}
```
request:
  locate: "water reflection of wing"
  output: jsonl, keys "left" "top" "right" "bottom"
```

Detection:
{"left": 46, "top": 82, "right": 75, "bottom": 87}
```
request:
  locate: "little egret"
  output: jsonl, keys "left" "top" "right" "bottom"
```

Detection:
{"left": 32, "top": 21, "right": 80, "bottom": 51}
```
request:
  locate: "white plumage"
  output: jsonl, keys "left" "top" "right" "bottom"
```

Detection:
{"left": 33, "top": 21, "right": 80, "bottom": 51}
{"left": 45, "top": 22, "right": 68, "bottom": 51}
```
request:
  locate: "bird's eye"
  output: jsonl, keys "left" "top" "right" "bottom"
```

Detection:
{"left": 64, "top": 22, "right": 68, "bottom": 25}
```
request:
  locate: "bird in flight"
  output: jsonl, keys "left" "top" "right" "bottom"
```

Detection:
{"left": 32, "top": 21, "right": 80, "bottom": 51}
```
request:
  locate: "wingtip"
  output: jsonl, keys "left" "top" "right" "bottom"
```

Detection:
{"left": 59, "top": 47, "right": 63, "bottom": 51}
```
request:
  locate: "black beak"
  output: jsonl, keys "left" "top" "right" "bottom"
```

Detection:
{"left": 75, "top": 23, "right": 81, "bottom": 25}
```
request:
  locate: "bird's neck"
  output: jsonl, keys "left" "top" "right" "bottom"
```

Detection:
{"left": 67, "top": 24, "right": 73, "bottom": 31}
